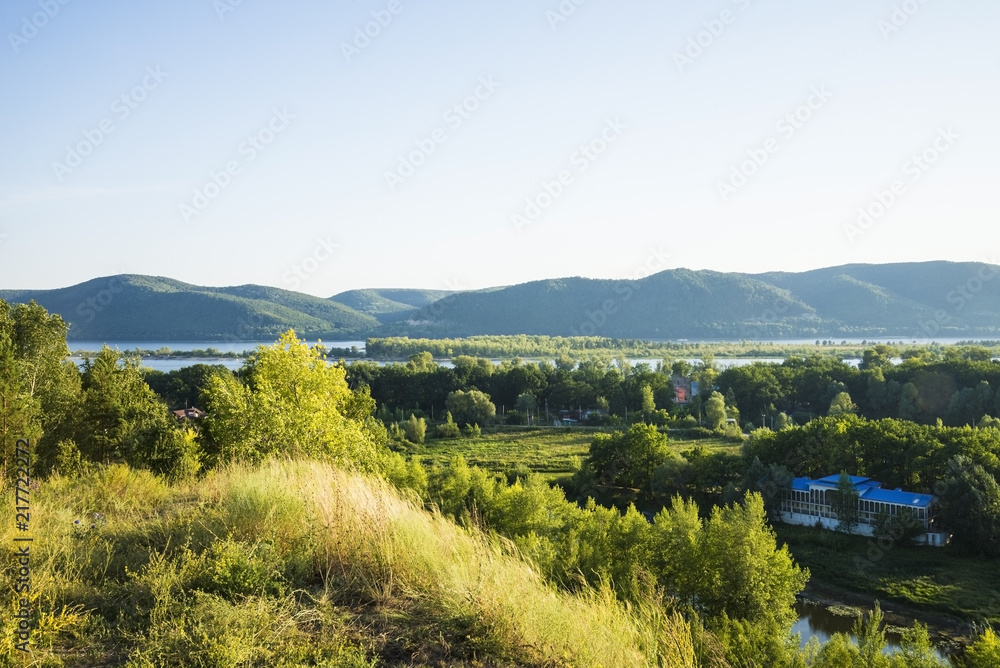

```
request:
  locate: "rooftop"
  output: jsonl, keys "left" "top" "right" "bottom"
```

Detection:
{"left": 790, "top": 475, "right": 934, "bottom": 508}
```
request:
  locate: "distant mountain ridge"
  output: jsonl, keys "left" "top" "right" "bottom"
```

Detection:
{"left": 2, "top": 262, "right": 998, "bottom": 341}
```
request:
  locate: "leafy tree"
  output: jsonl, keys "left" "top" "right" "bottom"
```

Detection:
{"left": 705, "top": 391, "right": 727, "bottom": 431}
{"left": 640, "top": 383, "right": 655, "bottom": 420}
{"left": 403, "top": 414, "right": 426, "bottom": 444}
{"left": 775, "top": 412, "right": 795, "bottom": 430}
{"left": 937, "top": 456, "right": 1000, "bottom": 556}
{"left": 833, "top": 471, "right": 860, "bottom": 535}
{"left": 892, "top": 622, "right": 950, "bottom": 667}
{"left": 0, "top": 300, "right": 77, "bottom": 476}
{"left": 860, "top": 344, "right": 897, "bottom": 371}
{"left": 445, "top": 389, "right": 496, "bottom": 426}
{"left": 964, "top": 627, "right": 1000, "bottom": 668}
{"left": 588, "top": 423, "right": 673, "bottom": 490}
{"left": 651, "top": 492, "right": 808, "bottom": 629}
{"left": 203, "top": 331, "right": 387, "bottom": 472}
{"left": 852, "top": 602, "right": 891, "bottom": 668}
{"left": 72, "top": 347, "right": 192, "bottom": 476}
{"left": 828, "top": 391, "right": 858, "bottom": 416}
{"left": 406, "top": 351, "right": 435, "bottom": 372}
{"left": 514, "top": 392, "right": 537, "bottom": 423}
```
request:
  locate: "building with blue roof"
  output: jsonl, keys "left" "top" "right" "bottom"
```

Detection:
{"left": 779, "top": 475, "right": 949, "bottom": 546}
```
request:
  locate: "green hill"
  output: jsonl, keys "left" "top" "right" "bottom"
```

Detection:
{"left": 0, "top": 275, "right": 379, "bottom": 341}
{"left": 329, "top": 288, "right": 455, "bottom": 323}
{"left": 3, "top": 262, "right": 999, "bottom": 341}
{"left": 375, "top": 262, "right": 1000, "bottom": 339}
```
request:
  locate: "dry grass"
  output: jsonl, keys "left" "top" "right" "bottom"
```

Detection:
{"left": 0, "top": 459, "right": 700, "bottom": 667}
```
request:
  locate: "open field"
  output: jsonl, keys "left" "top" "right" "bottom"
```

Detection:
{"left": 415, "top": 427, "right": 740, "bottom": 481}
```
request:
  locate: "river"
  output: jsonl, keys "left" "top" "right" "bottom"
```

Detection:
{"left": 793, "top": 600, "right": 952, "bottom": 661}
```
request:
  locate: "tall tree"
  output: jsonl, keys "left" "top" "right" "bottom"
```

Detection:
{"left": 705, "top": 391, "right": 727, "bottom": 431}
{"left": 833, "top": 471, "right": 860, "bottom": 535}
{"left": 203, "top": 331, "right": 388, "bottom": 471}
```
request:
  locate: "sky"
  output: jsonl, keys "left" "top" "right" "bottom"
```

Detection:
{"left": 1, "top": 0, "right": 998, "bottom": 298}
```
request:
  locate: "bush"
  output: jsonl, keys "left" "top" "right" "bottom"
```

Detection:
{"left": 436, "top": 412, "right": 460, "bottom": 439}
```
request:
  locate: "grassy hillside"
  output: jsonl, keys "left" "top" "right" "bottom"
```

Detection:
{"left": 0, "top": 276, "right": 378, "bottom": 341}
{"left": 0, "top": 460, "right": 697, "bottom": 667}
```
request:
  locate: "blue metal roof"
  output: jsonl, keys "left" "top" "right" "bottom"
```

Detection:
{"left": 815, "top": 474, "right": 870, "bottom": 487}
{"left": 791, "top": 477, "right": 811, "bottom": 491}
{"left": 788, "top": 475, "right": 933, "bottom": 508}
{"left": 861, "top": 487, "right": 933, "bottom": 508}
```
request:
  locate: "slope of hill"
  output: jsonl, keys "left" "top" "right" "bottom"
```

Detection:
{"left": 376, "top": 262, "right": 1000, "bottom": 339}
{"left": 10, "top": 459, "right": 694, "bottom": 667}
{"left": 3, "top": 262, "right": 999, "bottom": 341}
{"left": 329, "top": 288, "right": 456, "bottom": 323}
{"left": 0, "top": 275, "right": 378, "bottom": 341}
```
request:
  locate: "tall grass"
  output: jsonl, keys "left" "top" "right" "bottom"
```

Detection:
{"left": 205, "top": 459, "right": 699, "bottom": 667}
{"left": 0, "top": 459, "right": 700, "bottom": 667}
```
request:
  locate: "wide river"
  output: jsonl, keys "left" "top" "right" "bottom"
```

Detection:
{"left": 68, "top": 340, "right": 874, "bottom": 373}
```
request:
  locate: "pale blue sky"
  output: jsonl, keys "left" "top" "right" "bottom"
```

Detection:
{"left": 1, "top": 0, "right": 997, "bottom": 297}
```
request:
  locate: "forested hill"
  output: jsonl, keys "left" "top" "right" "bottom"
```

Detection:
{"left": 2, "top": 261, "right": 998, "bottom": 340}
{"left": 329, "top": 288, "right": 456, "bottom": 323}
{"left": 0, "top": 275, "right": 380, "bottom": 340}
{"left": 383, "top": 261, "right": 1000, "bottom": 339}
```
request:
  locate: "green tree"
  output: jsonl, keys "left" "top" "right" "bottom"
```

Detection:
{"left": 651, "top": 492, "right": 808, "bottom": 630}
{"left": 0, "top": 300, "right": 77, "bottom": 476}
{"left": 403, "top": 414, "right": 426, "bottom": 444}
{"left": 71, "top": 347, "right": 194, "bottom": 477}
{"left": 588, "top": 423, "right": 673, "bottom": 490}
{"left": 964, "top": 627, "right": 1000, "bottom": 668}
{"left": 937, "top": 456, "right": 1000, "bottom": 556}
{"left": 514, "top": 392, "right": 537, "bottom": 423}
{"left": 445, "top": 389, "right": 496, "bottom": 426}
{"left": 833, "top": 471, "right": 860, "bottom": 535}
{"left": 828, "top": 391, "right": 858, "bottom": 416}
{"left": 705, "top": 391, "right": 727, "bottom": 431}
{"left": 203, "top": 331, "right": 387, "bottom": 472}
{"left": 640, "top": 383, "right": 655, "bottom": 421}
